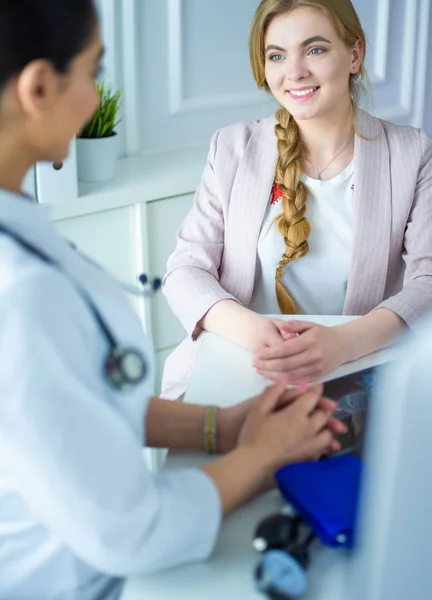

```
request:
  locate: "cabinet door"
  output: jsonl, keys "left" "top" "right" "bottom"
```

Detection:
{"left": 54, "top": 206, "right": 145, "bottom": 323}
{"left": 154, "top": 347, "right": 175, "bottom": 396}
{"left": 146, "top": 194, "right": 194, "bottom": 352}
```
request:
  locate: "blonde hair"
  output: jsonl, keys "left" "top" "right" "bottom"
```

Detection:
{"left": 249, "top": 0, "right": 370, "bottom": 314}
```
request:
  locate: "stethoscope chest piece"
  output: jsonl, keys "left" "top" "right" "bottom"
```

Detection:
{"left": 105, "top": 346, "right": 148, "bottom": 391}
{"left": 253, "top": 510, "right": 314, "bottom": 600}
{"left": 255, "top": 549, "right": 308, "bottom": 600}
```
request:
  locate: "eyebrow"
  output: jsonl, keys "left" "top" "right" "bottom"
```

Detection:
{"left": 265, "top": 36, "right": 332, "bottom": 53}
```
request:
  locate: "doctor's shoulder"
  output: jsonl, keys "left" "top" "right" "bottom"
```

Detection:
{"left": 0, "top": 242, "right": 95, "bottom": 340}
{"left": 0, "top": 234, "right": 53, "bottom": 296}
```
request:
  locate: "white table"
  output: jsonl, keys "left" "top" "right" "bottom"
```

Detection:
{"left": 122, "top": 315, "right": 400, "bottom": 600}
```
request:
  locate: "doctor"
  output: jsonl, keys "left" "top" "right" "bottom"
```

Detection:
{"left": 0, "top": 1, "right": 346, "bottom": 599}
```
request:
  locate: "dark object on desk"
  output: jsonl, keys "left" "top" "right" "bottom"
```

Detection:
{"left": 254, "top": 511, "right": 315, "bottom": 599}
{"left": 253, "top": 366, "right": 376, "bottom": 598}
{"left": 253, "top": 456, "right": 363, "bottom": 599}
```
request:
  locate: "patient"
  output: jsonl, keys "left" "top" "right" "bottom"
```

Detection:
{"left": 162, "top": 0, "right": 432, "bottom": 400}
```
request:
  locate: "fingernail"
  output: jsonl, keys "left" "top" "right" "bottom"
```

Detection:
{"left": 277, "top": 377, "right": 288, "bottom": 385}
{"left": 296, "top": 381, "right": 309, "bottom": 392}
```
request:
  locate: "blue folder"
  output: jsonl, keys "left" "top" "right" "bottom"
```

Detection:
{"left": 275, "top": 456, "right": 363, "bottom": 548}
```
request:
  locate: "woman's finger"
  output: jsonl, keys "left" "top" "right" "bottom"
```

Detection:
{"left": 253, "top": 349, "right": 314, "bottom": 374}
{"left": 327, "top": 440, "right": 342, "bottom": 454}
{"left": 293, "top": 385, "right": 328, "bottom": 417}
{"left": 258, "top": 382, "right": 291, "bottom": 414}
{"left": 316, "top": 396, "right": 338, "bottom": 412}
{"left": 327, "top": 416, "right": 348, "bottom": 434}
{"left": 309, "top": 408, "right": 330, "bottom": 432}
{"left": 308, "top": 430, "right": 334, "bottom": 456}
{"left": 255, "top": 334, "right": 311, "bottom": 361}
{"left": 273, "top": 387, "right": 306, "bottom": 409}
{"left": 257, "top": 366, "right": 319, "bottom": 385}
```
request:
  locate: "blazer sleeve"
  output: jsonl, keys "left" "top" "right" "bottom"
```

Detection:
{"left": 163, "top": 129, "right": 239, "bottom": 340}
{"left": 377, "top": 130, "right": 432, "bottom": 326}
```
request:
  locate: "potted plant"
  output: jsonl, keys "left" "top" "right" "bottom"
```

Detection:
{"left": 76, "top": 81, "right": 122, "bottom": 183}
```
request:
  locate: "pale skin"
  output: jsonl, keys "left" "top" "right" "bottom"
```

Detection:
{"left": 1, "top": 26, "right": 346, "bottom": 515}
{"left": 201, "top": 7, "right": 405, "bottom": 384}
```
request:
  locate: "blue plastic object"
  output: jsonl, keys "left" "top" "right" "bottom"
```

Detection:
{"left": 275, "top": 456, "right": 363, "bottom": 548}
{"left": 256, "top": 550, "right": 308, "bottom": 598}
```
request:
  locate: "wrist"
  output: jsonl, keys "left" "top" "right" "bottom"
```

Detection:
{"left": 240, "top": 441, "right": 280, "bottom": 476}
{"left": 232, "top": 445, "right": 275, "bottom": 482}
{"left": 217, "top": 407, "right": 237, "bottom": 454}
{"left": 250, "top": 315, "right": 279, "bottom": 351}
{"left": 336, "top": 321, "right": 360, "bottom": 363}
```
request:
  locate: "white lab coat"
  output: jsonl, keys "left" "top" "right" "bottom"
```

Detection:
{"left": 0, "top": 190, "right": 221, "bottom": 600}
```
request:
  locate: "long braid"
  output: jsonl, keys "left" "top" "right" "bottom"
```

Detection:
{"left": 273, "top": 106, "right": 311, "bottom": 314}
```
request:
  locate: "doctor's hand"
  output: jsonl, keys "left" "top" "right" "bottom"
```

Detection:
{"left": 237, "top": 382, "right": 346, "bottom": 467}
{"left": 201, "top": 382, "right": 347, "bottom": 515}
{"left": 217, "top": 382, "right": 342, "bottom": 454}
{"left": 252, "top": 320, "right": 349, "bottom": 384}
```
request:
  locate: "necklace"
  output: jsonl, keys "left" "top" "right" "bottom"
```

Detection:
{"left": 306, "top": 134, "right": 354, "bottom": 180}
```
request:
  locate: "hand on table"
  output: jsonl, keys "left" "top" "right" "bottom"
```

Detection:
{"left": 218, "top": 380, "right": 346, "bottom": 456}
{"left": 236, "top": 382, "right": 347, "bottom": 470}
{"left": 252, "top": 320, "right": 348, "bottom": 384}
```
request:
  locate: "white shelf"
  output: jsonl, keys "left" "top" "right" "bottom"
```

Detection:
{"left": 50, "top": 146, "right": 207, "bottom": 221}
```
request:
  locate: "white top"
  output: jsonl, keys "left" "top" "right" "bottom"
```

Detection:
{"left": 0, "top": 191, "right": 221, "bottom": 600}
{"left": 249, "top": 162, "right": 355, "bottom": 315}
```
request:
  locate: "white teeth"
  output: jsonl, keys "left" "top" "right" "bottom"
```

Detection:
{"left": 290, "top": 87, "right": 318, "bottom": 97}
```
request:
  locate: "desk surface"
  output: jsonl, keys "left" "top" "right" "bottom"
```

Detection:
{"left": 122, "top": 315, "right": 399, "bottom": 600}
{"left": 122, "top": 452, "right": 349, "bottom": 600}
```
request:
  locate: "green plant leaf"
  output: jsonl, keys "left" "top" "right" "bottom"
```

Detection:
{"left": 78, "top": 81, "right": 122, "bottom": 139}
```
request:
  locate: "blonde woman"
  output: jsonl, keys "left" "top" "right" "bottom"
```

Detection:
{"left": 162, "top": 0, "right": 432, "bottom": 399}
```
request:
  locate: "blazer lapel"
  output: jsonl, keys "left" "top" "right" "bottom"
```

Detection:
{"left": 343, "top": 110, "right": 392, "bottom": 315}
{"left": 224, "top": 116, "right": 278, "bottom": 306}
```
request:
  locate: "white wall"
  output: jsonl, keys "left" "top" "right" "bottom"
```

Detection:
{"left": 98, "top": 0, "right": 432, "bottom": 157}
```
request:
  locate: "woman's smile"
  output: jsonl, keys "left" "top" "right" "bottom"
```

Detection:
{"left": 287, "top": 86, "right": 321, "bottom": 101}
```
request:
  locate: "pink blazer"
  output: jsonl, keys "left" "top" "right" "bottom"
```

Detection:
{"left": 161, "top": 110, "right": 432, "bottom": 398}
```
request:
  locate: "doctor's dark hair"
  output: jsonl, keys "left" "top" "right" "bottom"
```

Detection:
{"left": 0, "top": 0, "right": 98, "bottom": 92}
{"left": 249, "top": 0, "right": 370, "bottom": 314}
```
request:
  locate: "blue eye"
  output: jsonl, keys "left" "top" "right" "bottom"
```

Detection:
{"left": 308, "top": 47, "right": 325, "bottom": 56}
{"left": 269, "top": 54, "right": 284, "bottom": 62}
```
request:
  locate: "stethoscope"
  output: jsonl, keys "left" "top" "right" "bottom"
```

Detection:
{"left": 0, "top": 225, "right": 160, "bottom": 392}
{"left": 253, "top": 506, "right": 317, "bottom": 600}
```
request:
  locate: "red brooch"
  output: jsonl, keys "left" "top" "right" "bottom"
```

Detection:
{"left": 271, "top": 183, "right": 283, "bottom": 205}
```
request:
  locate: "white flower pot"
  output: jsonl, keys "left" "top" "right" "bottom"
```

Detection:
{"left": 76, "top": 134, "right": 119, "bottom": 183}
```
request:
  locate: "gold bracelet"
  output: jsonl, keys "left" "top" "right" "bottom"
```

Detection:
{"left": 204, "top": 405, "right": 219, "bottom": 454}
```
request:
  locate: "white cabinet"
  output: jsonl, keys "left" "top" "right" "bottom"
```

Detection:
{"left": 147, "top": 193, "right": 194, "bottom": 394}
{"left": 54, "top": 206, "right": 138, "bottom": 282}
{"left": 52, "top": 193, "right": 194, "bottom": 393}
{"left": 147, "top": 194, "right": 194, "bottom": 351}
{"left": 54, "top": 205, "right": 145, "bottom": 322}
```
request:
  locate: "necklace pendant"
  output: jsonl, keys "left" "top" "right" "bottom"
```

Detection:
{"left": 317, "top": 171, "right": 321, "bottom": 180}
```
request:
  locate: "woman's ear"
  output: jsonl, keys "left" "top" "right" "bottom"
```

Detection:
{"left": 351, "top": 39, "right": 364, "bottom": 75}
{"left": 16, "top": 60, "right": 61, "bottom": 118}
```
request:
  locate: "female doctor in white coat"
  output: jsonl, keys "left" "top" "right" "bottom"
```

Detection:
{"left": 0, "top": 2, "right": 346, "bottom": 599}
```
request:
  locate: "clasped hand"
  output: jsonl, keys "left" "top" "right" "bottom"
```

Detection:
{"left": 252, "top": 318, "right": 348, "bottom": 384}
